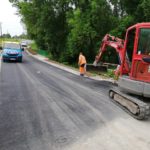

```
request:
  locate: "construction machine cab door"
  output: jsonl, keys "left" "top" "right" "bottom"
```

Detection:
{"left": 123, "top": 24, "right": 150, "bottom": 83}
{"left": 121, "top": 27, "right": 136, "bottom": 76}
{"left": 123, "top": 24, "right": 150, "bottom": 82}
{"left": 126, "top": 28, "right": 136, "bottom": 72}
{"left": 133, "top": 27, "right": 150, "bottom": 82}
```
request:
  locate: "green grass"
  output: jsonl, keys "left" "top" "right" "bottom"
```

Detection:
{"left": 89, "top": 68, "right": 116, "bottom": 79}
{"left": 0, "top": 38, "right": 21, "bottom": 49}
{"left": 103, "top": 69, "right": 115, "bottom": 78}
{"left": 29, "top": 42, "right": 49, "bottom": 57}
{"left": 30, "top": 42, "right": 38, "bottom": 51}
{"left": 0, "top": 38, "right": 20, "bottom": 43}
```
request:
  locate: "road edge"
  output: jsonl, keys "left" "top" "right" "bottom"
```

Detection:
{"left": 26, "top": 50, "right": 115, "bottom": 83}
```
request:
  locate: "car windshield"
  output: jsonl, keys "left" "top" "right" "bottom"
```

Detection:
{"left": 3, "top": 43, "right": 21, "bottom": 50}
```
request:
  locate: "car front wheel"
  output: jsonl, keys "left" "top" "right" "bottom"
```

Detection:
{"left": 3, "top": 59, "right": 6, "bottom": 62}
{"left": 18, "top": 59, "right": 22, "bottom": 63}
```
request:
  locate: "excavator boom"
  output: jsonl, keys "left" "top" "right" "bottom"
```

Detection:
{"left": 93, "top": 34, "right": 130, "bottom": 75}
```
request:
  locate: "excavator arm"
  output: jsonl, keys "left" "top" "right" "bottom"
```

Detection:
{"left": 93, "top": 34, "right": 130, "bottom": 75}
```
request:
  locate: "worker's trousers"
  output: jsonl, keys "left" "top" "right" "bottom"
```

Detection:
{"left": 79, "top": 64, "right": 86, "bottom": 75}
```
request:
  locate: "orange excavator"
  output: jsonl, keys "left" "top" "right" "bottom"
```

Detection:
{"left": 93, "top": 23, "right": 150, "bottom": 120}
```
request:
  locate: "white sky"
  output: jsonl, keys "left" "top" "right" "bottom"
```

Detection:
{"left": 0, "top": 0, "right": 24, "bottom": 36}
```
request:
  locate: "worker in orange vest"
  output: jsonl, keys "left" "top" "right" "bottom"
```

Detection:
{"left": 78, "top": 52, "right": 87, "bottom": 76}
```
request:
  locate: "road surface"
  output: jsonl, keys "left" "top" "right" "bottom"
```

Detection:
{"left": 0, "top": 52, "right": 150, "bottom": 150}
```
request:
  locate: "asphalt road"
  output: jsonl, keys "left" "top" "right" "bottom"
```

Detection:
{"left": 0, "top": 52, "right": 150, "bottom": 150}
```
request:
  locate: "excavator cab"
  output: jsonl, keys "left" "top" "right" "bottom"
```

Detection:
{"left": 122, "top": 23, "right": 150, "bottom": 83}
{"left": 133, "top": 27, "right": 150, "bottom": 82}
{"left": 109, "top": 23, "right": 150, "bottom": 119}
{"left": 119, "top": 24, "right": 150, "bottom": 97}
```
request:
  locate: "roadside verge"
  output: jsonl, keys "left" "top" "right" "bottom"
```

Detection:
{"left": 26, "top": 50, "right": 115, "bottom": 83}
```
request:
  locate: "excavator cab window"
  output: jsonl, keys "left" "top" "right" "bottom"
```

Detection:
{"left": 126, "top": 28, "right": 136, "bottom": 62}
{"left": 137, "top": 28, "right": 150, "bottom": 55}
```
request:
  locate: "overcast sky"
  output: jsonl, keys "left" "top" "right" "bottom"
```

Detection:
{"left": 0, "top": 0, "right": 24, "bottom": 36}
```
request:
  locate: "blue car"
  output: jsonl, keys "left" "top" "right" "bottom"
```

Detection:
{"left": 2, "top": 42, "right": 23, "bottom": 62}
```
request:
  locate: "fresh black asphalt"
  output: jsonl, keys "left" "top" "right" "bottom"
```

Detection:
{"left": 0, "top": 52, "right": 128, "bottom": 150}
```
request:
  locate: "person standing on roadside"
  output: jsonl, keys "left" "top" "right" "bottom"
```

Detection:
{"left": 78, "top": 52, "right": 87, "bottom": 76}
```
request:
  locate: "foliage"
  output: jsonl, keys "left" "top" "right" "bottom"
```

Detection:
{"left": 13, "top": 33, "right": 28, "bottom": 39}
{"left": 2, "top": 34, "right": 11, "bottom": 38}
{"left": 0, "top": 38, "right": 20, "bottom": 42}
{"left": 110, "top": 15, "right": 134, "bottom": 38}
{"left": 9, "top": 0, "right": 150, "bottom": 65}
{"left": 29, "top": 42, "right": 38, "bottom": 51}
{"left": 63, "top": 0, "right": 117, "bottom": 63}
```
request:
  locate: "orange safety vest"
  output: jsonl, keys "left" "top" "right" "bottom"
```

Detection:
{"left": 78, "top": 54, "right": 86, "bottom": 66}
{"left": 78, "top": 54, "right": 86, "bottom": 75}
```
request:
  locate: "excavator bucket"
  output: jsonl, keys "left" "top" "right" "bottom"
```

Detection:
{"left": 86, "top": 64, "right": 108, "bottom": 72}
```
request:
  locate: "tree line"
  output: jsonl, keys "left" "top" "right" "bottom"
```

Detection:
{"left": 9, "top": 0, "right": 150, "bottom": 64}
{"left": 0, "top": 33, "right": 27, "bottom": 39}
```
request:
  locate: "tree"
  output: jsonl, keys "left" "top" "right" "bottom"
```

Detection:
{"left": 9, "top": 0, "right": 150, "bottom": 65}
{"left": 63, "top": 0, "right": 117, "bottom": 63}
{"left": 2, "top": 33, "right": 11, "bottom": 38}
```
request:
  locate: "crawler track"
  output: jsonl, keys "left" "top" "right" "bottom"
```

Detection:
{"left": 109, "top": 87, "right": 150, "bottom": 120}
